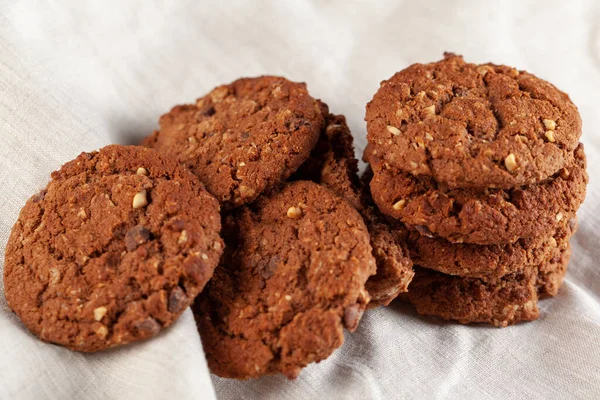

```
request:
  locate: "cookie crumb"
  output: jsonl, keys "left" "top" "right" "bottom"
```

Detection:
{"left": 132, "top": 190, "right": 148, "bottom": 209}
{"left": 286, "top": 206, "right": 303, "bottom": 219}
{"left": 504, "top": 154, "right": 518, "bottom": 172}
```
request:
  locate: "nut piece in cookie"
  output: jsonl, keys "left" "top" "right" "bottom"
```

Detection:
{"left": 143, "top": 76, "right": 325, "bottom": 209}
{"left": 365, "top": 53, "right": 582, "bottom": 189}
{"left": 3, "top": 145, "right": 224, "bottom": 352}
{"left": 194, "top": 181, "right": 375, "bottom": 379}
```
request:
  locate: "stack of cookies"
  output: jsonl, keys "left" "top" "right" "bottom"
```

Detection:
{"left": 364, "top": 54, "right": 588, "bottom": 326}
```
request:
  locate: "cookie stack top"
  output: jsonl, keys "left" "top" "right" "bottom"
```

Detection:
{"left": 365, "top": 53, "right": 586, "bottom": 245}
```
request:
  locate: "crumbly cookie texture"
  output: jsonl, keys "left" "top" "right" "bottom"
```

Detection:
{"left": 291, "top": 102, "right": 414, "bottom": 307}
{"left": 143, "top": 76, "right": 324, "bottom": 209}
{"left": 366, "top": 53, "right": 582, "bottom": 189}
{"left": 368, "top": 143, "right": 587, "bottom": 245}
{"left": 4, "top": 145, "right": 223, "bottom": 352}
{"left": 407, "top": 245, "right": 571, "bottom": 327}
{"left": 194, "top": 181, "right": 376, "bottom": 380}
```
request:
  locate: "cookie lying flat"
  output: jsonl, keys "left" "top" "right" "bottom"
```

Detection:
{"left": 194, "top": 181, "right": 376, "bottom": 379}
{"left": 366, "top": 53, "right": 582, "bottom": 189}
{"left": 292, "top": 103, "right": 414, "bottom": 307}
{"left": 368, "top": 143, "right": 587, "bottom": 245}
{"left": 4, "top": 145, "right": 223, "bottom": 352}
{"left": 143, "top": 76, "right": 324, "bottom": 209}
{"left": 407, "top": 246, "right": 571, "bottom": 327}
{"left": 408, "top": 217, "right": 576, "bottom": 281}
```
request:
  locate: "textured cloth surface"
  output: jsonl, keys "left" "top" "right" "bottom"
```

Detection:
{"left": 1, "top": 1, "right": 599, "bottom": 399}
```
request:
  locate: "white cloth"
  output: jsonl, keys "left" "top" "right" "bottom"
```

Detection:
{"left": 1, "top": 1, "right": 599, "bottom": 399}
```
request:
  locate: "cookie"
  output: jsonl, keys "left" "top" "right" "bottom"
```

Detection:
{"left": 291, "top": 104, "right": 414, "bottom": 307}
{"left": 408, "top": 217, "right": 576, "bottom": 281}
{"left": 193, "top": 181, "right": 376, "bottom": 379}
{"left": 365, "top": 53, "right": 582, "bottom": 189}
{"left": 3, "top": 145, "right": 223, "bottom": 352}
{"left": 407, "top": 246, "right": 571, "bottom": 327}
{"left": 143, "top": 76, "right": 324, "bottom": 209}
{"left": 368, "top": 143, "right": 587, "bottom": 244}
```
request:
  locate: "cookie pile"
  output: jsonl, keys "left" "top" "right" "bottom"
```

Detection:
{"left": 364, "top": 54, "right": 588, "bottom": 326}
{"left": 2, "top": 56, "right": 588, "bottom": 381}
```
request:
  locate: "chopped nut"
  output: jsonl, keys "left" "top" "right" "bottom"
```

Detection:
{"left": 504, "top": 154, "right": 518, "bottom": 172}
{"left": 238, "top": 185, "right": 255, "bottom": 197}
{"left": 213, "top": 241, "right": 222, "bottom": 251}
{"left": 545, "top": 130, "right": 556, "bottom": 142}
{"left": 559, "top": 168, "right": 570, "bottom": 180}
{"left": 284, "top": 295, "right": 292, "bottom": 301}
{"left": 396, "top": 109, "right": 404, "bottom": 117}
{"left": 425, "top": 133, "right": 434, "bottom": 141}
{"left": 543, "top": 119, "right": 556, "bottom": 130}
{"left": 548, "top": 237, "right": 558, "bottom": 247}
{"left": 343, "top": 304, "right": 364, "bottom": 332}
{"left": 132, "top": 190, "right": 148, "bottom": 209}
{"left": 424, "top": 105, "right": 436, "bottom": 115}
{"left": 77, "top": 208, "right": 87, "bottom": 219}
{"left": 178, "top": 230, "right": 188, "bottom": 244}
{"left": 94, "top": 306, "right": 108, "bottom": 321}
{"left": 188, "top": 136, "right": 198, "bottom": 143}
{"left": 201, "top": 253, "right": 209, "bottom": 260}
{"left": 409, "top": 161, "right": 418, "bottom": 169}
{"left": 386, "top": 125, "right": 401, "bottom": 136}
{"left": 287, "top": 206, "right": 302, "bottom": 219}
{"left": 523, "top": 300, "right": 536, "bottom": 312}
{"left": 556, "top": 212, "right": 563, "bottom": 222}
{"left": 477, "top": 65, "right": 493, "bottom": 75}
{"left": 392, "top": 199, "right": 406, "bottom": 211}
{"left": 238, "top": 162, "right": 246, "bottom": 167}
{"left": 136, "top": 167, "right": 148, "bottom": 176}
{"left": 95, "top": 325, "right": 108, "bottom": 339}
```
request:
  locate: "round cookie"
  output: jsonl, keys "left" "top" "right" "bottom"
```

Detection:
{"left": 4, "top": 145, "right": 223, "bottom": 352}
{"left": 407, "top": 246, "right": 571, "bottom": 327}
{"left": 368, "top": 143, "right": 587, "bottom": 245}
{"left": 408, "top": 217, "right": 576, "bottom": 280}
{"left": 143, "top": 76, "right": 324, "bottom": 209}
{"left": 291, "top": 104, "right": 414, "bottom": 307}
{"left": 366, "top": 53, "right": 582, "bottom": 189}
{"left": 193, "top": 181, "right": 376, "bottom": 379}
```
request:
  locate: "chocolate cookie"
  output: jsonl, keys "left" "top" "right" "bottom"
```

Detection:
{"left": 368, "top": 143, "right": 587, "bottom": 244}
{"left": 4, "top": 145, "right": 223, "bottom": 352}
{"left": 408, "top": 217, "right": 576, "bottom": 281}
{"left": 292, "top": 104, "right": 414, "bottom": 307}
{"left": 407, "top": 246, "right": 571, "bottom": 327}
{"left": 366, "top": 53, "right": 582, "bottom": 189}
{"left": 193, "top": 181, "right": 376, "bottom": 379}
{"left": 143, "top": 76, "right": 324, "bottom": 209}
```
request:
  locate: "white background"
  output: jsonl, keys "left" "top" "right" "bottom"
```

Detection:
{"left": 1, "top": 1, "right": 599, "bottom": 399}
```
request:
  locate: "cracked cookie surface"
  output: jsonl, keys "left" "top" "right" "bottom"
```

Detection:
{"left": 3, "top": 145, "right": 223, "bottom": 352}
{"left": 143, "top": 76, "right": 324, "bottom": 209}
{"left": 368, "top": 143, "right": 587, "bottom": 245}
{"left": 291, "top": 102, "right": 414, "bottom": 307}
{"left": 365, "top": 53, "right": 582, "bottom": 189}
{"left": 193, "top": 181, "right": 375, "bottom": 379}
